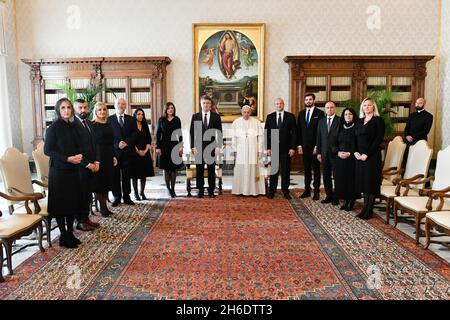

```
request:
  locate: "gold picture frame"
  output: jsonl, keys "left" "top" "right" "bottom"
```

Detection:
{"left": 193, "top": 23, "right": 265, "bottom": 123}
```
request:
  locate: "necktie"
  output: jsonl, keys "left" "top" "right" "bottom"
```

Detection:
{"left": 277, "top": 113, "right": 282, "bottom": 129}
{"left": 306, "top": 109, "right": 310, "bottom": 126}
{"left": 82, "top": 119, "right": 91, "bottom": 133}
{"left": 119, "top": 115, "right": 124, "bottom": 127}
{"left": 327, "top": 117, "right": 331, "bottom": 133}
{"left": 203, "top": 113, "right": 208, "bottom": 129}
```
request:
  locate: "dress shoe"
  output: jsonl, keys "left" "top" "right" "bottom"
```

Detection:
{"left": 345, "top": 200, "right": 355, "bottom": 212}
{"left": 170, "top": 190, "right": 176, "bottom": 198}
{"left": 76, "top": 222, "right": 95, "bottom": 231}
{"left": 134, "top": 193, "right": 141, "bottom": 201}
{"left": 112, "top": 199, "right": 121, "bottom": 207}
{"left": 100, "top": 211, "right": 112, "bottom": 217}
{"left": 198, "top": 193, "right": 204, "bottom": 198}
{"left": 332, "top": 199, "right": 339, "bottom": 206}
{"left": 340, "top": 201, "right": 347, "bottom": 210}
{"left": 208, "top": 194, "right": 216, "bottom": 198}
{"left": 86, "top": 219, "right": 100, "bottom": 228}
{"left": 59, "top": 235, "right": 78, "bottom": 249}
{"left": 283, "top": 193, "right": 292, "bottom": 200}
{"left": 68, "top": 232, "right": 82, "bottom": 245}
{"left": 321, "top": 196, "right": 333, "bottom": 204}
{"left": 267, "top": 193, "right": 274, "bottom": 199}
{"left": 299, "top": 190, "right": 311, "bottom": 198}
{"left": 140, "top": 193, "right": 148, "bottom": 200}
{"left": 312, "top": 192, "right": 320, "bottom": 201}
{"left": 124, "top": 199, "right": 135, "bottom": 206}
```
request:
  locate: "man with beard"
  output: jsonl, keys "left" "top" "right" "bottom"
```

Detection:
{"left": 404, "top": 98, "right": 433, "bottom": 146}
{"left": 73, "top": 99, "right": 100, "bottom": 231}
{"left": 297, "top": 93, "right": 325, "bottom": 200}
{"left": 403, "top": 97, "right": 433, "bottom": 168}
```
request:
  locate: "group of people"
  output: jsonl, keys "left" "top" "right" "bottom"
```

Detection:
{"left": 230, "top": 93, "right": 433, "bottom": 221}
{"left": 44, "top": 97, "right": 162, "bottom": 248}
{"left": 44, "top": 91, "right": 433, "bottom": 249}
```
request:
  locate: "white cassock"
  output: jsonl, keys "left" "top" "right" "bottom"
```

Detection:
{"left": 231, "top": 116, "right": 265, "bottom": 196}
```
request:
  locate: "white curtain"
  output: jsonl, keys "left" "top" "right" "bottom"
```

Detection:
{"left": 0, "top": 1, "right": 12, "bottom": 156}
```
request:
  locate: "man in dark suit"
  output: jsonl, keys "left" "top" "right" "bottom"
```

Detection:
{"left": 297, "top": 93, "right": 325, "bottom": 200}
{"left": 190, "top": 95, "right": 223, "bottom": 198}
{"left": 264, "top": 98, "right": 297, "bottom": 199}
{"left": 108, "top": 98, "right": 138, "bottom": 206}
{"left": 316, "top": 101, "right": 340, "bottom": 205}
{"left": 73, "top": 99, "right": 100, "bottom": 231}
{"left": 404, "top": 98, "right": 433, "bottom": 146}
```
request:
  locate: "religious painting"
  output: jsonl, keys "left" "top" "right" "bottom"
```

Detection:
{"left": 193, "top": 23, "right": 265, "bottom": 123}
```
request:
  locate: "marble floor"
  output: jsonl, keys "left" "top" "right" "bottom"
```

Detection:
{"left": 1, "top": 173, "right": 449, "bottom": 278}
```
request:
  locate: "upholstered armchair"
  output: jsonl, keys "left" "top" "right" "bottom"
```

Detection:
{"left": 380, "top": 140, "right": 432, "bottom": 224}
{"left": 0, "top": 148, "right": 51, "bottom": 247}
{"left": 31, "top": 142, "right": 49, "bottom": 193}
{"left": 381, "top": 136, "right": 407, "bottom": 186}
{"left": 0, "top": 191, "right": 44, "bottom": 282}
{"left": 184, "top": 152, "right": 223, "bottom": 197}
{"left": 424, "top": 192, "right": 450, "bottom": 249}
{"left": 393, "top": 146, "right": 450, "bottom": 243}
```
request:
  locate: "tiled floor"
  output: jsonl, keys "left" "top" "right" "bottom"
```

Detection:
{"left": 1, "top": 173, "right": 449, "bottom": 278}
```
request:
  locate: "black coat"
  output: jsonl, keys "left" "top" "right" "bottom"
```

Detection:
{"left": 354, "top": 116, "right": 385, "bottom": 195}
{"left": 131, "top": 125, "right": 155, "bottom": 179}
{"left": 404, "top": 110, "right": 433, "bottom": 145}
{"left": 91, "top": 122, "right": 115, "bottom": 193}
{"left": 297, "top": 107, "right": 325, "bottom": 150}
{"left": 189, "top": 111, "right": 223, "bottom": 155}
{"left": 316, "top": 115, "right": 340, "bottom": 159}
{"left": 331, "top": 123, "right": 358, "bottom": 200}
{"left": 156, "top": 116, "right": 183, "bottom": 170}
{"left": 108, "top": 114, "right": 138, "bottom": 159}
{"left": 264, "top": 111, "right": 297, "bottom": 154}
{"left": 44, "top": 119, "right": 84, "bottom": 217}
{"left": 73, "top": 117, "right": 98, "bottom": 167}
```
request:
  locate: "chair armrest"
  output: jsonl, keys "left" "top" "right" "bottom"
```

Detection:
{"left": 394, "top": 174, "right": 424, "bottom": 185}
{"left": 419, "top": 185, "right": 450, "bottom": 197}
{"left": 383, "top": 168, "right": 403, "bottom": 177}
{"left": 9, "top": 187, "right": 44, "bottom": 200}
{"left": 32, "top": 180, "right": 48, "bottom": 188}
{"left": 399, "top": 176, "right": 434, "bottom": 187}
{"left": 427, "top": 192, "right": 450, "bottom": 211}
{"left": 0, "top": 192, "right": 33, "bottom": 214}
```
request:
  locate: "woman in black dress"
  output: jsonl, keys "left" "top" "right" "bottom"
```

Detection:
{"left": 131, "top": 108, "right": 155, "bottom": 200}
{"left": 331, "top": 107, "right": 359, "bottom": 211}
{"left": 354, "top": 97, "right": 385, "bottom": 220}
{"left": 92, "top": 102, "right": 117, "bottom": 217}
{"left": 156, "top": 102, "right": 183, "bottom": 198}
{"left": 44, "top": 98, "right": 83, "bottom": 249}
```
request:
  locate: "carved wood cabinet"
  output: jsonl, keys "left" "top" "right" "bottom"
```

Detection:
{"left": 22, "top": 57, "right": 171, "bottom": 147}
{"left": 283, "top": 55, "right": 435, "bottom": 172}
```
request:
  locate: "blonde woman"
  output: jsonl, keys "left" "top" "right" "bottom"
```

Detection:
{"left": 92, "top": 102, "right": 117, "bottom": 217}
{"left": 354, "top": 97, "right": 385, "bottom": 220}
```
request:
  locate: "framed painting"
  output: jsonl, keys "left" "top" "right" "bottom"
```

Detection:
{"left": 193, "top": 23, "right": 265, "bottom": 123}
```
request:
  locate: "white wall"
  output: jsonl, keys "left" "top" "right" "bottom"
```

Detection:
{"left": 9, "top": 0, "right": 440, "bottom": 154}
{"left": 438, "top": 0, "right": 450, "bottom": 149}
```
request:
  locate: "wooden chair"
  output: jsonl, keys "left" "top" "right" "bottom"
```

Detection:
{"left": 31, "top": 142, "right": 49, "bottom": 190}
{"left": 184, "top": 153, "right": 223, "bottom": 197}
{"left": 0, "top": 148, "right": 51, "bottom": 247}
{"left": 0, "top": 191, "right": 44, "bottom": 281}
{"left": 393, "top": 145, "right": 450, "bottom": 243}
{"left": 424, "top": 192, "right": 450, "bottom": 249}
{"left": 380, "top": 140, "right": 432, "bottom": 224}
{"left": 381, "top": 136, "right": 406, "bottom": 186}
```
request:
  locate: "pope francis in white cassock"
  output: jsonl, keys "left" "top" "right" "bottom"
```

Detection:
{"left": 231, "top": 106, "right": 265, "bottom": 196}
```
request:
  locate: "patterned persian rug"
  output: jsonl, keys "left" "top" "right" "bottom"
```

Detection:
{"left": 0, "top": 193, "right": 449, "bottom": 300}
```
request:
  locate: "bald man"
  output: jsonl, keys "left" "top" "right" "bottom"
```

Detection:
{"left": 404, "top": 98, "right": 433, "bottom": 146}
{"left": 108, "top": 98, "right": 138, "bottom": 206}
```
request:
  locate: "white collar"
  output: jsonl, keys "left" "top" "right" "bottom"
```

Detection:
{"left": 306, "top": 106, "right": 315, "bottom": 112}
{"left": 327, "top": 114, "right": 336, "bottom": 120}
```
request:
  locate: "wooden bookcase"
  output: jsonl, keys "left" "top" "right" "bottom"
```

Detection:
{"left": 22, "top": 57, "right": 171, "bottom": 147}
{"left": 283, "top": 55, "right": 434, "bottom": 171}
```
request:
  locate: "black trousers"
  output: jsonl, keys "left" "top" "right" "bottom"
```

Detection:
{"left": 113, "top": 156, "right": 132, "bottom": 202}
{"left": 269, "top": 153, "right": 291, "bottom": 194}
{"left": 76, "top": 169, "right": 92, "bottom": 223}
{"left": 302, "top": 148, "right": 321, "bottom": 192}
{"left": 196, "top": 163, "right": 216, "bottom": 195}
{"left": 322, "top": 155, "right": 336, "bottom": 198}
